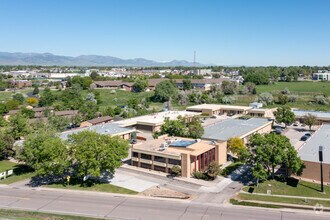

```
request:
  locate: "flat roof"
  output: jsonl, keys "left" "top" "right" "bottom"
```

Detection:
{"left": 132, "top": 136, "right": 216, "bottom": 158}
{"left": 202, "top": 118, "right": 272, "bottom": 141}
{"left": 60, "top": 122, "right": 135, "bottom": 140}
{"left": 186, "top": 104, "right": 252, "bottom": 112}
{"left": 298, "top": 124, "right": 330, "bottom": 164}
{"left": 113, "top": 111, "right": 200, "bottom": 127}
{"left": 248, "top": 108, "right": 271, "bottom": 113}
{"left": 293, "top": 109, "right": 330, "bottom": 120}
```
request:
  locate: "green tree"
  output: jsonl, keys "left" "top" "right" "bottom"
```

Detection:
{"left": 303, "top": 113, "right": 317, "bottom": 131}
{"left": 90, "top": 71, "right": 99, "bottom": 80}
{"left": 274, "top": 106, "right": 295, "bottom": 127}
{"left": 12, "top": 93, "right": 24, "bottom": 104}
{"left": 20, "top": 108, "right": 35, "bottom": 118}
{"left": 186, "top": 116, "right": 204, "bottom": 138}
{"left": 133, "top": 78, "right": 148, "bottom": 92}
{"left": 39, "top": 87, "right": 55, "bottom": 106}
{"left": 5, "top": 99, "right": 20, "bottom": 110}
{"left": 277, "top": 94, "right": 288, "bottom": 105}
{"left": 79, "top": 101, "right": 99, "bottom": 120}
{"left": 68, "top": 131, "right": 129, "bottom": 181}
{"left": 20, "top": 130, "right": 68, "bottom": 176}
{"left": 32, "top": 86, "right": 39, "bottom": 95}
{"left": 154, "top": 80, "right": 177, "bottom": 102}
{"left": 247, "top": 133, "right": 304, "bottom": 180}
{"left": 182, "top": 79, "right": 192, "bottom": 90}
{"left": 0, "top": 132, "right": 15, "bottom": 160}
{"left": 160, "top": 116, "right": 186, "bottom": 137}
{"left": 48, "top": 115, "right": 70, "bottom": 132}
{"left": 206, "top": 161, "right": 221, "bottom": 180}
{"left": 257, "top": 92, "right": 274, "bottom": 106}
{"left": 221, "top": 81, "right": 238, "bottom": 95}
{"left": 8, "top": 113, "right": 30, "bottom": 140}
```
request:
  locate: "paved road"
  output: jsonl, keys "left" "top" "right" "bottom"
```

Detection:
{"left": 0, "top": 186, "right": 329, "bottom": 220}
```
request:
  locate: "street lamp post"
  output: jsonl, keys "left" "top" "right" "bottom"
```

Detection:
{"left": 319, "top": 146, "right": 324, "bottom": 193}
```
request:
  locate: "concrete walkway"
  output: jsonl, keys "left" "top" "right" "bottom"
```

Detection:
{"left": 198, "top": 164, "right": 250, "bottom": 193}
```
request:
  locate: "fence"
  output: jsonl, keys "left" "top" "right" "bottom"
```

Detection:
{"left": 0, "top": 169, "right": 14, "bottom": 180}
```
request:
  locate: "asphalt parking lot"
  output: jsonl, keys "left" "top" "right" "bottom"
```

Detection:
{"left": 283, "top": 125, "right": 312, "bottom": 150}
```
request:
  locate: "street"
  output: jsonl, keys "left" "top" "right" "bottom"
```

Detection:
{"left": 0, "top": 186, "right": 329, "bottom": 220}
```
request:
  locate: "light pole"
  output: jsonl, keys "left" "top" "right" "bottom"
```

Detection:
{"left": 319, "top": 146, "right": 324, "bottom": 193}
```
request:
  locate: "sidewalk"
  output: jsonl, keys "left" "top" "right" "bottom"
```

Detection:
{"left": 240, "top": 190, "right": 330, "bottom": 201}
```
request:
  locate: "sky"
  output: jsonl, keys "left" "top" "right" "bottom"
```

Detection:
{"left": 0, "top": 0, "right": 330, "bottom": 66}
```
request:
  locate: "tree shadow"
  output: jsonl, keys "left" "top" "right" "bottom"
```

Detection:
{"left": 12, "top": 164, "right": 34, "bottom": 175}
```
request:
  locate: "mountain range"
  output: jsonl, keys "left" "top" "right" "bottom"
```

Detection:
{"left": 0, "top": 52, "right": 206, "bottom": 67}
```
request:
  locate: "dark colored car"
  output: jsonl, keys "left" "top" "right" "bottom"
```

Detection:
{"left": 305, "top": 133, "right": 312, "bottom": 137}
{"left": 300, "top": 135, "right": 309, "bottom": 141}
{"left": 130, "top": 139, "right": 137, "bottom": 144}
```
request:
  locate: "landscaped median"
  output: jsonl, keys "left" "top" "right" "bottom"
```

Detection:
{"left": 231, "top": 179, "right": 330, "bottom": 210}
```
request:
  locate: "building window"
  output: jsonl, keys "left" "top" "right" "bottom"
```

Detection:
{"left": 168, "top": 158, "right": 181, "bottom": 165}
{"left": 154, "top": 156, "right": 165, "bottom": 163}
{"left": 140, "top": 163, "right": 152, "bottom": 169}
{"left": 141, "top": 153, "right": 152, "bottom": 160}
{"left": 132, "top": 152, "right": 139, "bottom": 158}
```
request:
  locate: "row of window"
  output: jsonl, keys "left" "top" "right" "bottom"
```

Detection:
{"left": 132, "top": 152, "right": 181, "bottom": 165}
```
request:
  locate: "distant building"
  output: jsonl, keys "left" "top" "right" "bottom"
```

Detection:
{"left": 293, "top": 109, "right": 330, "bottom": 124}
{"left": 9, "top": 80, "right": 32, "bottom": 88}
{"left": 312, "top": 72, "right": 330, "bottom": 81}
{"left": 80, "top": 116, "right": 113, "bottom": 128}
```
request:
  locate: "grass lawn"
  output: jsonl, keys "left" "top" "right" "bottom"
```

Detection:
{"left": 0, "top": 164, "right": 35, "bottom": 185}
{"left": 46, "top": 183, "right": 138, "bottom": 195}
{"left": 237, "top": 193, "right": 330, "bottom": 208}
{"left": 0, "top": 209, "right": 103, "bottom": 220}
{"left": 230, "top": 198, "right": 282, "bottom": 209}
{"left": 220, "top": 162, "right": 243, "bottom": 176}
{"left": 0, "top": 160, "right": 16, "bottom": 172}
{"left": 0, "top": 89, "right": 33, "bottom": 102}
{"left": 256, "top": 81, "right": 330, "bottom": 96}
{"left": 243, "top": 179, "right": 330, "bottom": 199}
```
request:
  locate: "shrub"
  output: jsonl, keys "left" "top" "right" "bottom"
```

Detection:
{"left": 192, "top": 171, "right": 208, "bottom": 180}
{"left": 171, "top": 165, "right": 181, "bottom": 176}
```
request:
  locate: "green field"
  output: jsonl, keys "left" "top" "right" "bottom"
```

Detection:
{"left": 256, "top": 81, "right": 330, "bottom": 96}
{"left": 0, "top": 160, "right": 16, "bottom": 172}
{"left": 0, "top": 89, "right": 33, "bottom": 102}
{"left": 243, "top": 180, "right": 330, "bottom": 199}
{"left": 46, "top": 183, "right": 138, "bottom": 195}
{"left": 0, "top": 209, "right": 103, "bottom": 220}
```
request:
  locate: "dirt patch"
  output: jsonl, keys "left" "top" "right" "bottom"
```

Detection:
{"left": 140, "top": 186, "right": 191, "bottom": 199}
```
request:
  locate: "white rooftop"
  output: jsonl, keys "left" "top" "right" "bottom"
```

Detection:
{"left": 113, "top": 111, "right": 200, "bottom": 127}
{"left": 298, "top": 124, "right": 330, "bottom": 164}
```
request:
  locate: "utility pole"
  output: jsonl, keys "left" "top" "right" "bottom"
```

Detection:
{"left": 193, "top": 51, "right": 196, "bottom": 75}
{"left": 319, "top": 146, "right": 324, "bottom": 193}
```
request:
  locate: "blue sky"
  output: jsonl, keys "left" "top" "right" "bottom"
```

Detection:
{"left": 0, "top": 0, "right": 330, "bottom": 66}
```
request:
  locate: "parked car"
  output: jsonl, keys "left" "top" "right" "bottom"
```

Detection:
{"left": 300, "top": 135, "right": 310, "bottom": 141}
{"left": 293, "top": 122, "right": 299, "bottom": 126}
{"left": 130, "top": 139, "right": 137, "bottom": 144}
{"left": 305, "top": 132, "right": 312, "bottom": 137}
{"left": 275, "top": 127, "right": 283, "bottom": 134}
{"left": 210, "top": 115, "right": 217, "bottom": 119}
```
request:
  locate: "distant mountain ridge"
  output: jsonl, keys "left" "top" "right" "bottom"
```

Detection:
{"left": 0, "top": 52, "right": 206, "bottom": 67}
